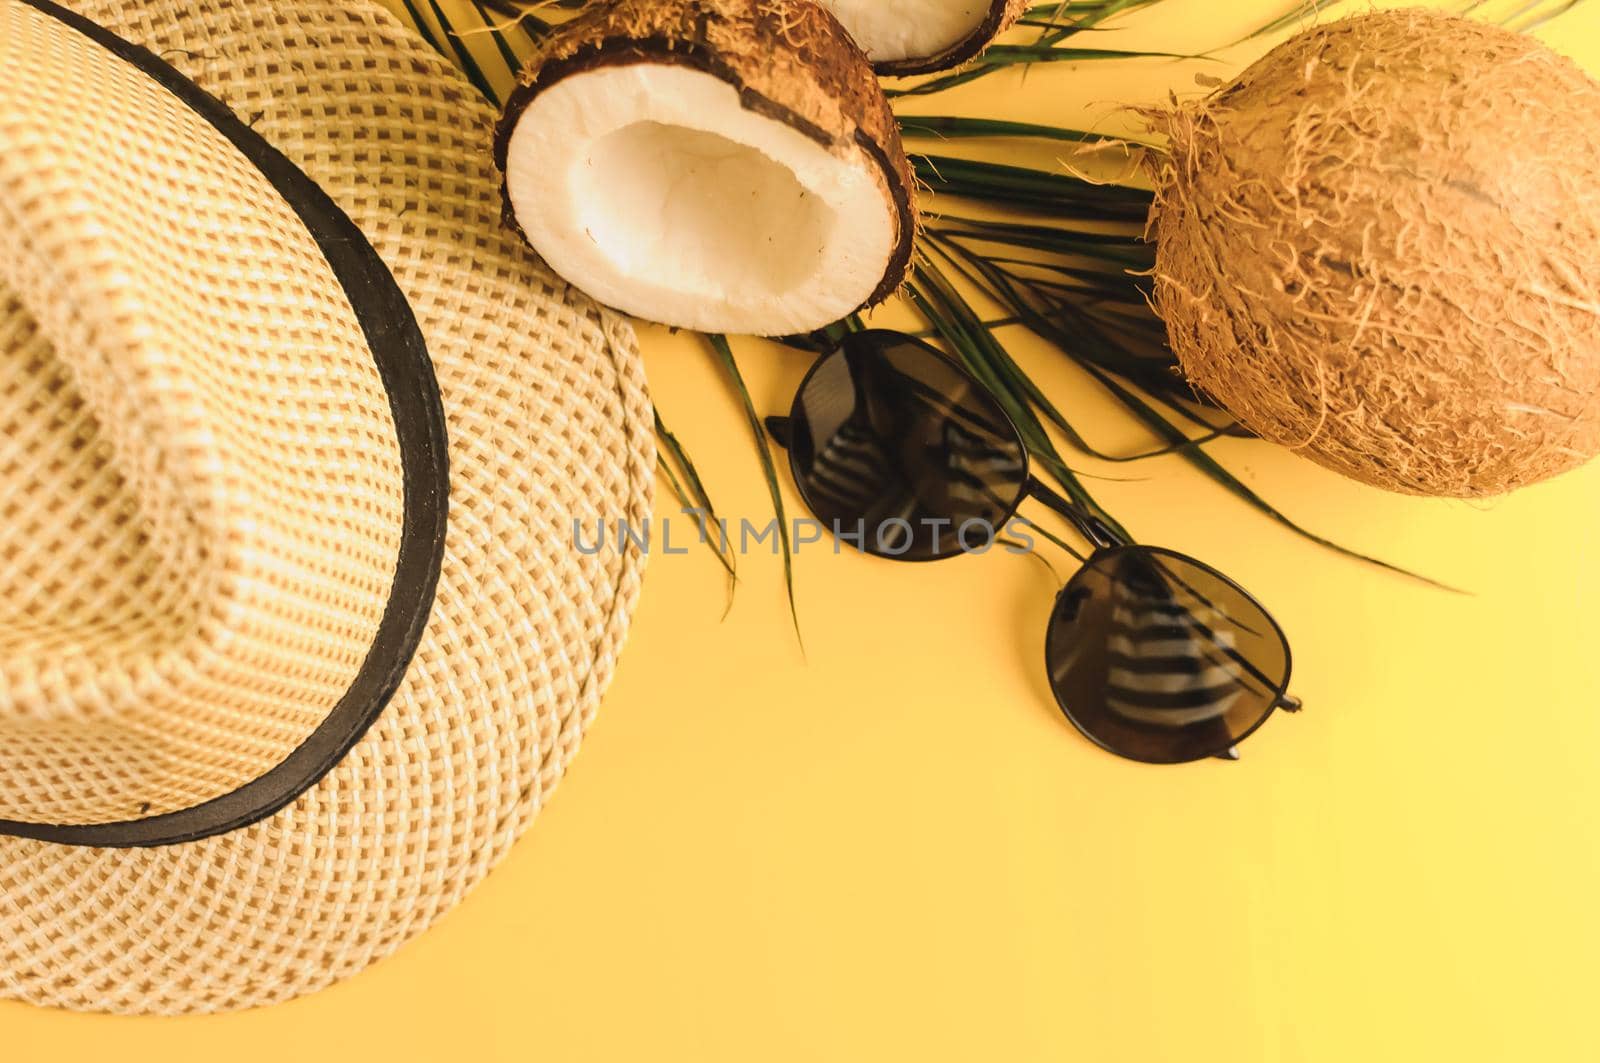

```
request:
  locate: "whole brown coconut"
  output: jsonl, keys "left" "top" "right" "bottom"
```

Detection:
{"left": 1148, "top": 9, "right": 1600, "bottom": 497}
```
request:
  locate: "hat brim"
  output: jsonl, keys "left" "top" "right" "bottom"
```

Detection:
{"left": 0, "top": 0, "right": 653, "bottom": 1014}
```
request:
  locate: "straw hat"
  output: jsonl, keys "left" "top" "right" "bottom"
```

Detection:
{"left": 0, "top": 0, "right": 653, "bottom": 1014}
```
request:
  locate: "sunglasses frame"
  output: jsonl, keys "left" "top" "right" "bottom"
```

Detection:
{"left": 766, "top": 329, "right": 1300, "bottom": 763}
{"left": 1044, "top": 544, "right": 1297, "bottom": 764}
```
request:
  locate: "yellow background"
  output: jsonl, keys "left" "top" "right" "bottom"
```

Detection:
{"left": 7, "top": 1, "right": 1600, "bottom": 1059}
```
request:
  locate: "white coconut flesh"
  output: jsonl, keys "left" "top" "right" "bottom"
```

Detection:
{"left": 818, "top": 0, "right": 995, "bottom": 65}
{"left": 502, "top": 63, "right": 899, "bottom": 336}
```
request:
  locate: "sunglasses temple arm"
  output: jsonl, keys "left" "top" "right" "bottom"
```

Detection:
{"left": 1021, "top": 476, "right": 1125, "bottom": 551}
{"left": 1217, "top": 693, "right": 1303, "bottom": 761}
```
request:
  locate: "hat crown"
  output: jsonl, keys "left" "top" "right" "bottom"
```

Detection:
{"left": 0, "top": 3, "right": 409, "bottom": 828}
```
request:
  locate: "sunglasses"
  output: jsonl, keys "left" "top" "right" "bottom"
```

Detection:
{"left": 764, "top": 329, "right": 1301, "bottom": 764}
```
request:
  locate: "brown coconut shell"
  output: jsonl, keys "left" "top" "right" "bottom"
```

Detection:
{"left": 1147, "top": 9, "right": 1600, "bottom": 498}
{"left": 865, "top": 0, "right": 1029, "bottom": 76}
{"left": 493, "top": 0, "right": 917, "bottom": 311}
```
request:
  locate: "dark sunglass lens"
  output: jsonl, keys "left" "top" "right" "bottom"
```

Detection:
{"left": 787, "top": 332, "right": 1027, "bottom": 560}
{"left": 1045, "top": 548, "right": 1289, "bottom": 763}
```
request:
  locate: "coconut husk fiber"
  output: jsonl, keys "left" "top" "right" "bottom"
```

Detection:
{"left": 1148, "top": 9, "right": 1600, "bottom": 498}
{"left": 494, "top": 0, "right": 917, "bottom": 309}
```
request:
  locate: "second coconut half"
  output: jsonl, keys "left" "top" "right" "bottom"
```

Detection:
{"left": 494, "top": 0, "right": 918, "bottom": 337}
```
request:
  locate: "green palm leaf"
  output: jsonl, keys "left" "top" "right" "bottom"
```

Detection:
{"left": 398, "top": 0, "right": 1586, "bottom": 607}
{"left": 705, "top": 335, "right": 801, "bottom": 637}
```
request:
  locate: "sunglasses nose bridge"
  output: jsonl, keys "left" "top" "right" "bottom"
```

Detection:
{"left": 1020, "top": 476, "right": 1124, "bottom": 552}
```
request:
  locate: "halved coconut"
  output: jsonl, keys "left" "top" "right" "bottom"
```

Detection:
{"left": 817, "top": 0, "right": 1026, "bottom": 75}
{"left": 494, "top": 0, "right": 917, "bottom": 337}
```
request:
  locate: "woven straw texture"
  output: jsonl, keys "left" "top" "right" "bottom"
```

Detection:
{"left": 0, "top": 0, "right": 654, "bottom": 1014}
{"left": 0, "top": 0, "right": 406, "bottom": 826}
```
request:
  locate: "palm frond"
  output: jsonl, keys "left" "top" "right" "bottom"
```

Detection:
{"left": 705, "top": 335, "right": 801, "bottom": 637}
{"left": 655, "top": 409, "right": 738, "bottom": 584}
{"left": 394, "top": 0, "right": 1538, "bottom": 601}
{"left": 420, "top": 0, "right": 501, "bottom": 100}
{"left": 900, "top": 115, "right": 1157, "bottom": 149}
{"left": 905, "top": 256, "right": 1132, "bottom": 541}
{"left": 913, "top": 155, "right": 1151, "bottom": 219}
